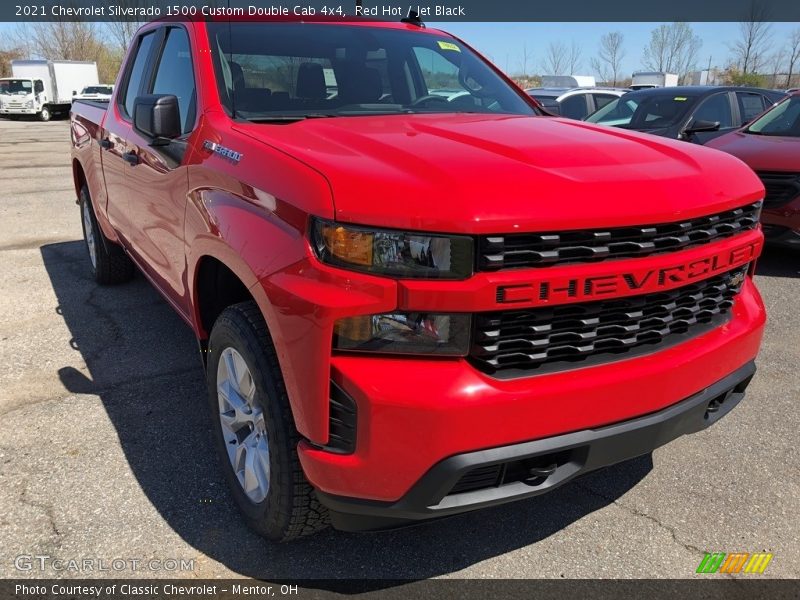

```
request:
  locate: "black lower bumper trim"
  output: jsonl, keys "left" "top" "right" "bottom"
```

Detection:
{"left": 317, "top": 361, "right": 756, "bottom": 532}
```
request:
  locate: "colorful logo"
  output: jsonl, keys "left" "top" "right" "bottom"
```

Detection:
{"left": 696, "top": 552, "right": 773, "bottom": 574}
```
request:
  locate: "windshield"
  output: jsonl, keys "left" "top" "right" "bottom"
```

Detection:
{"left": 82, "top": 86, "right": 113, "bottom": 94}
{"left": 586, "top": 93, "right": 697, "bottom": 129}
{"left": 207, "top": 23, "right": 536, "bottom": 120}
{"left": 0, "top": 79, "right": 33, "bottom": 95}
{"left": 746, "top": 96, "right": 800, "bottom": 137}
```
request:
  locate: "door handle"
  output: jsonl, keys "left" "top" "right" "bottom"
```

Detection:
{"left": 122, "top": 151, "right": 139, "bottom": 165}
{"left": 99, "top": 138, "right": 112, "bottom": 150}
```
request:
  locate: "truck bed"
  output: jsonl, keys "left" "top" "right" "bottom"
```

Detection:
{"left": 71, "top": 98, "right": 110, "bottom": 111}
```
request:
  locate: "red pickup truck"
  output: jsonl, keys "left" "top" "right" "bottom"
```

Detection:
{"left": 70, "top": 18, "right": 766, "bottom": 541}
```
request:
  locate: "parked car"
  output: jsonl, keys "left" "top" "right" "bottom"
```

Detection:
{"left": 707, "top": 92, "right": 800, "bottom": 249}
{"left": 71, "top": 18, "right": 766, "bottom": 540}
{"left": 526, "top": 87, "right": 626, "bottom": 120}
{"left": 73, "top": 84, "right": 114, "bottom": 102}
{"left": 585, "top": 86, "right": 786, "bottom": 143}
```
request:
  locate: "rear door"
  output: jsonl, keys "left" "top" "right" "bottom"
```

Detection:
{"left": 123, "top": 25, "right": 197, "bottom": 317}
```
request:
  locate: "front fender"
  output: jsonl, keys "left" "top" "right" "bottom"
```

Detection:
{"left": 185, "top": 156, "right": 339, "bottom": 442}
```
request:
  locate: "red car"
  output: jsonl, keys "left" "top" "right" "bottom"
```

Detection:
{"left": 707, "top": 92, "right": 800, "bottom": 249}
{"left": 70, "top": 18, "right": 766, "bottom": 540}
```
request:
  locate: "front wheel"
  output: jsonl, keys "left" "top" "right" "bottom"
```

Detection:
{"left": 207, "top": 302, "right": 329, "bottom": 541}
{"left": 38, "top": 106, "right": 50, "bottom": 121}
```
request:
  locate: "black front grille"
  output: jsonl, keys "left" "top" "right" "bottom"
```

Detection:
{"left": 756, "top": 171, "right": 800, "bottom": 209}
{"left": 449, "top": 465, "right": 502, "bottom": 495}
{"left": 478, "top": 202, "right": 761, "bottom": 270}
{"left": 470, "top": 268, "right": 746, "bottom": 377}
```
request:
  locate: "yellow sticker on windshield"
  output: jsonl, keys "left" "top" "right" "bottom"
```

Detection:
{"left": 437, "top": 41, "right": 461, "bottom": 52}
{"left": 674, "top": 97, "right": 688, "bottom": 101}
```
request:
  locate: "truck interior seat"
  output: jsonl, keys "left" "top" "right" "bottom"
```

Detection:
{"left": 296, "top": 63, "right": 327, "bottom": 101}
{"left": 336, "top": 64, "right": 382, "bottom": 104}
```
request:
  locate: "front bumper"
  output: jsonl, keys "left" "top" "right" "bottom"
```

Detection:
{"left": 317, "top": 361, "right": 755, "bottom": 531}
{"left": 297, "top": 276, "right": 765, "bottom": 502}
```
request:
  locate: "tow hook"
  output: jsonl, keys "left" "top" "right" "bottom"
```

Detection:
{"left": 528, "top": 463, "right": 558, "bottom": 479}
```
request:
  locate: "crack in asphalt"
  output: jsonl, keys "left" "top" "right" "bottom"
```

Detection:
{"left": 19, "top": 479, "right": 64, "bottom": 550}
{"left": 573, "top": 479, "right": 709, "bottom": 557}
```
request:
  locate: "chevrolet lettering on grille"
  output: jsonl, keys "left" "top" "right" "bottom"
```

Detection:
{"left": 497, "top": 240, "right": 759, "bottom": 305}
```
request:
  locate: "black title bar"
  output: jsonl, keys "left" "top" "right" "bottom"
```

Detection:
{"left": 2, "top": 0, "right": 800, "bottom": 22}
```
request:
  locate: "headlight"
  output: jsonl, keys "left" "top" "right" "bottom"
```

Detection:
{"left": 334, "top": 312, "right": 471, "bottom": 356}
{"left": 311, "top": 218, "right": 473, "bottom": 279}
{"left": 26, "top": 100, "right": 34, "bottom": 108}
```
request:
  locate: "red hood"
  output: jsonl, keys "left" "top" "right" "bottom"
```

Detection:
{"left": 236, "top": 113, "right": 764, "bottom": 234}
{"left": 706, "top": 130, "right": 800, "bottom": 173}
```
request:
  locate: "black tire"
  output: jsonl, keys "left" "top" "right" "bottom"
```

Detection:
{"left": 207, "top": 302, "right": 329, "bottom": 541}
{"left": 38, "top": 106, "right": 51, "bottom": 121}
{"left": 79, "top": 185, "right": 135, "bottom": 284}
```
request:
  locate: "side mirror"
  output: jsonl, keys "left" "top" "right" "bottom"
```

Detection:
{"left": 72, "top": 90, "right": 77, "bottom": 96}
{"left": 683, "top": 119, "right": 720, "bottom": 135}
{"left": 132, "top": 94, "right": 181, "bottom": 145}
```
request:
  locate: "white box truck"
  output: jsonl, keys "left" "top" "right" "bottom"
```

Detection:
{"left": 540, "top": 75, "right": 597, "bottom": 88}
{"left": 630, "top": 72, "right": 679, "bottom": 90}
{"left": 0, "top": 60, "right": 99, "bottom": 121}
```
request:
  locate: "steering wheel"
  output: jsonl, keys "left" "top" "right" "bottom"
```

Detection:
{"left": 458, "top": 65, "right": 492, "bottom": 98}
{"left": 410, "top": 94, "right": 449, "bottom": 108}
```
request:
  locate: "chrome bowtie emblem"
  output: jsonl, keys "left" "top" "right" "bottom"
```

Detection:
{"left": 729, "top": 271, "right": 746, "bottom": 288}
{"left": 203, "top": 140, "right": 243, "bottom": 163}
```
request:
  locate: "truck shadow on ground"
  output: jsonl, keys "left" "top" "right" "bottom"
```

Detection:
{"left": 755, "top": 246, "right": 800, "bottom": 279}
{"left": 42, "top": 240, "right": 652, "bottom": 586}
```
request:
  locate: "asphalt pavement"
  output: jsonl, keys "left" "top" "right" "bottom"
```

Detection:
{"left": 0, "top": 118, "right": 797, "bottom": 581}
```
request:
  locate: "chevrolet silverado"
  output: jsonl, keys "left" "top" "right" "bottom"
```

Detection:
{"left": 70, "top": 18, "right": 766, "bottom": 541}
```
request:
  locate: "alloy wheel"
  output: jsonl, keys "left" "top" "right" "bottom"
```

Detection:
{"left": 217, "top": 347, "right": 271, "bottom": 503}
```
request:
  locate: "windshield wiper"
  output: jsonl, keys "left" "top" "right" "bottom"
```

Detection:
{"left": 237, "top": 113, "right": 336, "bottom": 124}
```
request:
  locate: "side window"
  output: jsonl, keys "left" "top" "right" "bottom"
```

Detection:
{"left": 592, "top": 93, "right": 618, "bottom": 110}
{"left": 692, "top": 93, "right": 733, "bottom": 128}
{"left": 560, "top": 94, "right": 589, "bottom": 119}
{"left": 736, "top": 92, "right": 766, "bottom": 123}
{"left": 34, "top": 80, "right": 44, "bottom": 94}
{"left": 151, "top": 27, "right": 196, "bottom": 134}
{"left": 123, "top": 31, "right": 156, "bottom": 118}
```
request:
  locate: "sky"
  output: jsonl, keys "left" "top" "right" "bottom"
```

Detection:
{"left": 427, "top": 22, "right": 800, "bottom": 77}
{"left": 1, "top": 21, "right": 798, "bottom": 77}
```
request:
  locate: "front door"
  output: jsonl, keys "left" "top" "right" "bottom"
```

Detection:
{"left": 123, "top": 25, "right": 198, "bottom": 318}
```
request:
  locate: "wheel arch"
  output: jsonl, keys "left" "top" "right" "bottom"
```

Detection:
{"left": 72, "top": 158, "right": 87, "bottom": 199}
